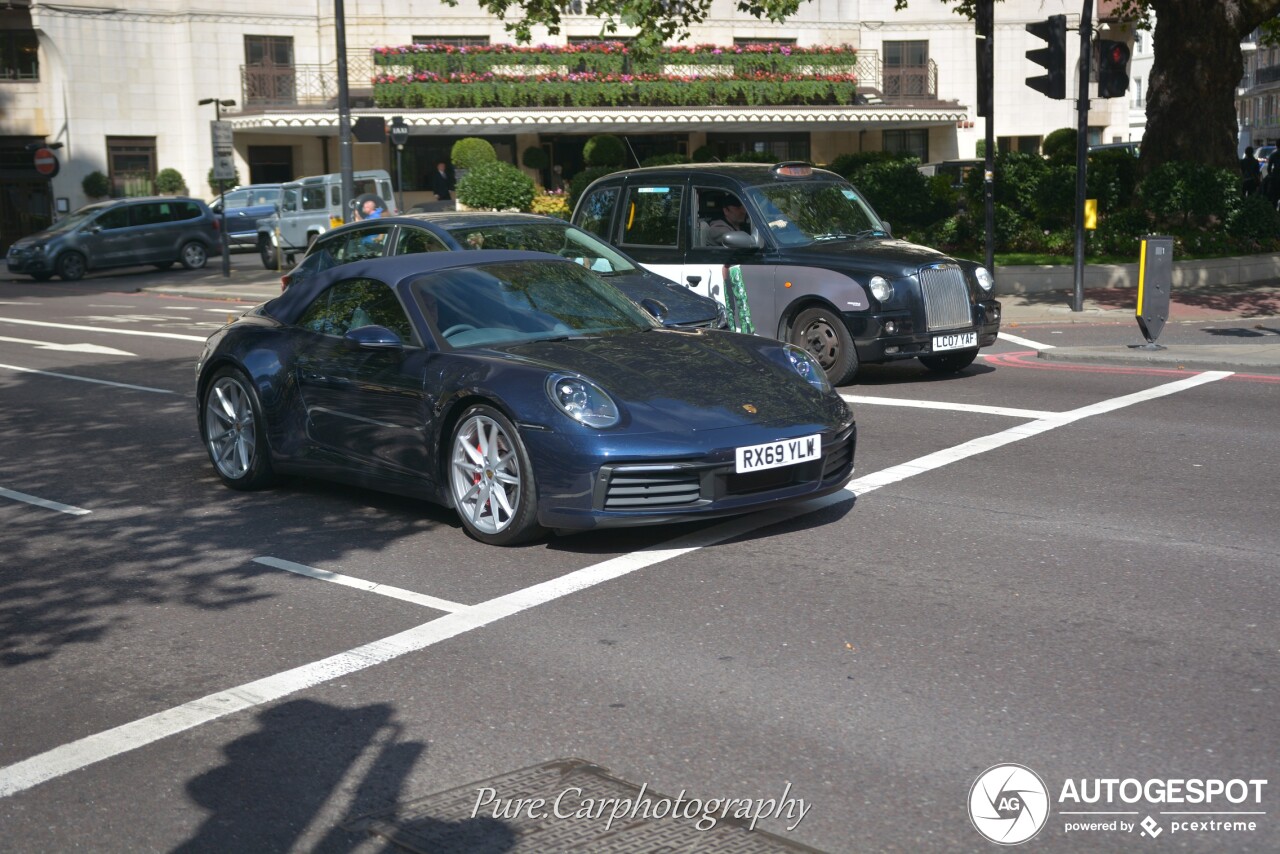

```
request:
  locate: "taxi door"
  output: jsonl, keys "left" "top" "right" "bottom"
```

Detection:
{"left": 610, "top": 177, "right": 689, "bottom": 290}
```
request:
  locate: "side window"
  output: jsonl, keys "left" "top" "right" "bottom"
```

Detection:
{"left": 131, "top": 203, "right": 173, "bottom": 226}
{"left": 301, "top": 186, "right": 327, "bottom": 211}
{"left": 173, "top": 201, "right": 202, "bottom": 221}
{"left": 95, "top": 207, "right": 131, "bottom": 230}
{"left": 296, "top": 278, "right": 413, "bottom": 342}
{"left": 281, "top": 188, "right": 298, "bottom": 212}
{"left": 575, "top": 186, "right": 618, "bottom": 239}
{"left": 620, "top": 184, "right": 683, "bottom": 248}
{"left": 331, "top": 185, "right": 341, "bottom": 208}
{"left": 395, "top": 228, "right": 448, "bottom": 255}
{"left": 329, "top": 225, "right": 393, "bottom": 262}
{"left": 222, "top": 190, "right": 251, "bottom": 210}
{"left": 694, "top": 188, "right": 750, "bottom": 247}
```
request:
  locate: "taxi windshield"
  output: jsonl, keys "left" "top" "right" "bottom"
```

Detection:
{"left": 745, "top": 181, "right": 888, "bottom": 247}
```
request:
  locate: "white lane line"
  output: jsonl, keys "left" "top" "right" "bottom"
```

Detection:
{"left": 0, "top": 363, "right": 174, "bottom": 394}
{"left": 841, "top": 394, "right": 1055, "bottom": 420}
{"left": 253, "top": 557, "right": 469, "bottom": 613}
{"left": 0, "top": 370, "right": 1233, "bottom": 799}
{"left": 0, "top": 316, "right": 205, "bottom": 343}
{"left": 846, "top": 371, "right": 1232, "bottom": 495}
{"left": 0, "top": 335, "right": 136, "bottom": 357}
{"left": 999, "top": 330, "right": 1055, "bottom": 350}
{"left": 0, "top": 486, "right": 91, "bottom": 516}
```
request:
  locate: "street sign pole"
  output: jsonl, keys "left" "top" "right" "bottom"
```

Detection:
{"left": 210, "top": 119, "right": 236, "bottom": 278}
{"left": 389, "top": 116, "right": 410, "bottom": 213}
{"left": 1072, "top": 0, "right": 1093, "bottom": 312}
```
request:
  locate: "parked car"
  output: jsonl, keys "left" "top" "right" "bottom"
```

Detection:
{"left": 5, "top": 196, "right": 218, "bottom": 281}
{"left": 196, "top": 251, "right": 855, "bottom": 545}
{"left": 571, "top": 161, "right": 1001, "bottom": 384}
{"left": 209, "top": 183, "right": 283, "bottom": 249}
{"left": 282, "top": 211, "right": 727, "bottom": 330}
{"left": 256, "top": 169, "right": 397, "bottom": 269}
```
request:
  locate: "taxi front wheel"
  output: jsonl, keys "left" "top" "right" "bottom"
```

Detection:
{"left": 790, "top": 307, "right": 859, "bottom": 386}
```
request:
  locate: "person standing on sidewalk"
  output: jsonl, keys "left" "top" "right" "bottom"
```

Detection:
{"left": 1241, "top": 146, "right": 1262, "bottom": 197}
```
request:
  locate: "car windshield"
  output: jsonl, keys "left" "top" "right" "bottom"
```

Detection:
{"left": 413, "top": 260, "right": 657, "bottom": 349}
{"left": 445, "top": 222, "right": 638, "bottom": 275}
{"left": 43, "top": 205, "right": 110, "bottom": 234}
{"left": 745, "top": 181, "right": 887, "bottom": 247}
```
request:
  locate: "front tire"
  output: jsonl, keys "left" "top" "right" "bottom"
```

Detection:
{"left": 919, "top": 349, "right": 978, "bottom": 374}
{"left": 790, "top": 306, "right": 859, "bottom": 386}
{"left": 55, "top": 252, "right": 86, "bottom": 281}
{"left": 259, "top": 236, "right": 279, "bottom": 270}
{"left": 180, "top": 241, "right": 208, "bottom": 270}
{"left": 448, "top": 404, "right": 545, "bottom": 546}
{"left": 201, "top": 367, "right": 276, "bottom": 491}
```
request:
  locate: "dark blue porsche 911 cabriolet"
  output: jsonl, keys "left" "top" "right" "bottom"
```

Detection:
{"left": 196, "top": 251, "right": 856, "bottom": 545}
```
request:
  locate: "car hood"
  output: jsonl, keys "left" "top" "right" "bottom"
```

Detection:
{"left": 487, "top": 329, "right": 845, "bottom": 433}
{"left": 784, "top": 237, "right": 963, "bottom": 278}
{"left": 603, "top": 269, "right": 720, "bottom": 326}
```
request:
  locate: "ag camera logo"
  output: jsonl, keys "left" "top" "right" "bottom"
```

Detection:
{"left": 969, "top": 764, "right": 1050, "bottom": 845}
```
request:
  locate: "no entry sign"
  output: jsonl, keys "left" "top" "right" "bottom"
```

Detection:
{"left": 33, "top": 147, "right": 60, "bottom": 178}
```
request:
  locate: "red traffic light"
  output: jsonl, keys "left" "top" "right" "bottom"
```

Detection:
{"left": 1097, "top": 39, "right": 1131, "bottom": 99}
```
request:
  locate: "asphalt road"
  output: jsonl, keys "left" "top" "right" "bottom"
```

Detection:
{"left": 0, "top": 268, "right": 1276, "bottom": 853}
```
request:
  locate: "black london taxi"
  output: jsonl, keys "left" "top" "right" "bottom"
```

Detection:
{"left": 571, "top": 161, "right": 1001, "bottom": 385}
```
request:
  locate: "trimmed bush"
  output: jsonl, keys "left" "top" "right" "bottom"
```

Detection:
{"left": 530, "top": 192, "right": 571, "bottom": 219}
{"left": 1041, "top": 128, "right": 1077, "bottom": 165}
{"left": 82, "top": 170, "right": 111, "bottom": 199}
{"left": 155, "top": 168, "right": 186, "bottom": 195}
{"left": 828, "top": 150, "right": 902, "bottom": 179}
{"left": 1137, "top": 161, "right": 1238, "bottom": 230}
{"left": 455, "top": 160, "right": 536, "bottom": 211}
{"left": 845, "top": 157, "right": 950, "bottom": 237}
{"left": 640, "top": 153, "right": 690, "bottom": 167}
{"left": 1228, "top": 194, "right": 1280, "bottom": 242}
{"left": 726, "top": 150, "right": 777, "bottom": 163}
{"left": 451, "top": 137, "right": 498, "bottom": 170}
{"left": 583, "top": 134, "right": 626, "bottom": 168}
{"left": 521, "top": 145, "right": 549, "bottom": 170}
{"left": 208, "top": 166, "right": 239, "bottom": 196}
{"left": 690, "top": 145, "right": 718, "bottom": 162}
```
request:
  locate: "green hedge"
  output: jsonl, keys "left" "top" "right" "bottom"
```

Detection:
{"left": 372, "top": 42, "right": 857, "bottom": 77}
{"left": 373, "top": 76, "right": 858, "bottom": 109}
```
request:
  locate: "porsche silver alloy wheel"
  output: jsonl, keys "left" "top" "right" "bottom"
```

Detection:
{"left": 450, "top": 413, "right": 522, "bottom": 536}
{"left": 205, "top": 374, "right": 258, "bottom": 481}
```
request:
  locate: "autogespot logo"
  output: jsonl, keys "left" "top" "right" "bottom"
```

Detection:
{"left": 969, "top": 764, "right": 1051, "bottom": 845}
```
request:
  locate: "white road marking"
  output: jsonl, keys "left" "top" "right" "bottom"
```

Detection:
{"left": 0, "top": 486, "right": 91, "bottom": 516}
{"left": 0, "top": 363, "right": 174, "bottom": 394}
{"left": 253, "top": 557, "right": 469, "bottom": 612}
{"left": 999, "top": 330, "right": 1055, "bottom": 350}
{"left": 0, "top": 370, "right": 1234, "bottom": 799}
{"left": 0, "top": 316, "right": 205, "bottom": 342}
{"left": 841, "top": 394, "right": 1055, "bottom": 420}
{"left": 0, "top": 335, "right": 135, "bottom": 357}
{"left": 845, "top": 371, "right": 1232, "bottom": 495}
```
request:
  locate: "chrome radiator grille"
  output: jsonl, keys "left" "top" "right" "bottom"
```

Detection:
{"left": 918, "top": 264, "right": 974, "bottom": 331}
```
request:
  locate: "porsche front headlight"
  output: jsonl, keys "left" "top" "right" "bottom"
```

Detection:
{"left": 784, "top": 344, "right": 832, "bottom": 393}
{"left": 546, "top": 374, "right": 620, "bottom": 428}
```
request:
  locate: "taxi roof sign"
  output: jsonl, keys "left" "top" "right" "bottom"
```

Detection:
{"left": 773, "top": 162, "right": 813, "bottom": 178}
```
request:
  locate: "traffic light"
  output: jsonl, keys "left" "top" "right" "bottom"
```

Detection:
{"left": 1025, "top": 14, "right": 1067, "bottom": 100}
{"left": 1097, "top": 40, "right": 1132, "bottom": 98}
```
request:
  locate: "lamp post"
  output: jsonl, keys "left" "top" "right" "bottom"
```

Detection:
{"left": 199, "top": 97, "right": 237, "bottom": 277}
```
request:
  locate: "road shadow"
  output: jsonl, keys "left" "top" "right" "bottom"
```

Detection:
{"left": 1009, "top": 286, "right": 1280, "bottom": 319}
{"left": 172, "top": 698, "right": 511, "bottom": 853}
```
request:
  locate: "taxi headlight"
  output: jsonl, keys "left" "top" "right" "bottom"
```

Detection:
{"left": 869, "top": 275, "right": 892, "bottom": 302}
{"left": 546, "top": 374, "right": 620, "bottom": 428}
{"left": 975, "top": 266, "right": 994, "bottom": 292}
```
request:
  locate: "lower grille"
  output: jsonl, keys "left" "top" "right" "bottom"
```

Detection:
{"left": 822, "top": 433, "right": 855, "bottom": 481}
{"left": 602, "top": 468, "right": 702, "bottom": 509}
{"left": 919, "top": 264, "right": 974, "bottom": 331}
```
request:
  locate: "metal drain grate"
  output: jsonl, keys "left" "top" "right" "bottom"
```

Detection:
{"left": 346, "top": 758, "right": 826, "bottom": 853}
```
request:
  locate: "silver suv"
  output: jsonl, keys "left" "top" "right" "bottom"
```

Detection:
{"left": 6, "top": 196, "right": 217, "bottom": 281}
{"left": 256, "top": 170, "right": 396, "bottom": 269}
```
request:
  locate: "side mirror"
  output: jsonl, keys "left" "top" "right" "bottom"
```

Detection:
{"left": 639, "top": 298, "right": 669, "bottom": 321}
{"left": 880, "top": 221, "right": 893, "bottom": 237}
{"left": 720, "top": 231, "right": 760, "bottom": 250}
{"left": 343, "top": 324, "right": 404, "bottom": 351}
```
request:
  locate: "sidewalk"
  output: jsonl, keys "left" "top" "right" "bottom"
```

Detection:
{"left": 144, "top": 264, "right": 1280, "bottom": 376}
{"left": 997, "top": 282, "right": 1280, "bottom": 375}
